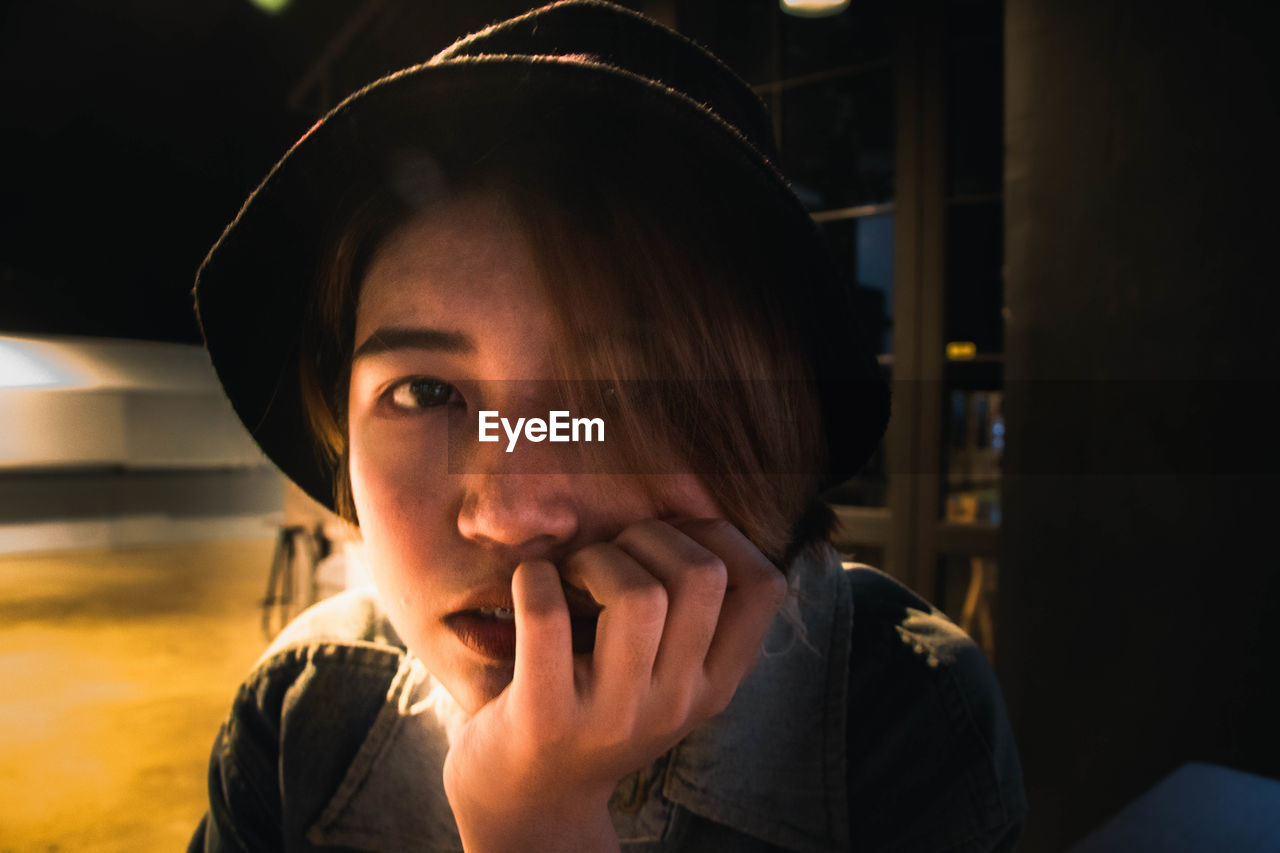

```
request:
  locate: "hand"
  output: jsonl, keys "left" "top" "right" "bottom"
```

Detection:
{"left": 441, "top": 518, "right": 787, "bottom": 852}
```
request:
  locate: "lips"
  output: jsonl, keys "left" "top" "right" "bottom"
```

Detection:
{"left": 445, "top": 582, "right": 601, "bottom": 660}
{"left": 446, "top": 609, "right": 517, "bottom": 660}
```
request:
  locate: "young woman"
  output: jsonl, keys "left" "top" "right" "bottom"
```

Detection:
{"left": 191, "top": 2, "right": 1025, "bottom": 851}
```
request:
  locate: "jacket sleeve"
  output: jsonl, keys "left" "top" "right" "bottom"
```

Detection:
{"left": 844, "top": 568, "right": 1027, "bottom": 853}
{"left": 187, "top": 592, "right": 407, "bottom": 853}
{"left": 187, "top": 661, "right": 293, "bottom": 852}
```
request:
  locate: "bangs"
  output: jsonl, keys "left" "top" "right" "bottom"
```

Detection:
{"left": 486, "top": 132, "right": 829, "bottom": 562}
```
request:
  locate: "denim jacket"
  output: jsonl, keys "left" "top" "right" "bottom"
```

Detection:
{"left": 190, "top": 547, "right": 1026, "bottom": 852}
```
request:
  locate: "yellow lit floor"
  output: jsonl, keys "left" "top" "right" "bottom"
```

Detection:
{"left": 0, "top": 540, "right": 274, "bottom": 852}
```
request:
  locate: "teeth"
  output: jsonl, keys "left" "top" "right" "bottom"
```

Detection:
{"left": 476, "top": 606, "right": 515, "bottom": 620}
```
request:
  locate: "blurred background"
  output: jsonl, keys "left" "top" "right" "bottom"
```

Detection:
{"left": 1, "top": 0, "right": 1277, "bottom": 849}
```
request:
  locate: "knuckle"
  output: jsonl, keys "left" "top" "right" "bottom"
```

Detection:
{"left": 684, "top": 549, "right": 727, "bottom": 578}
{"left": 562, "top": 542, "right": 619, "bottom": 584}
{"left": 665, "top": 686, "right": 698, "bottom": 728}
{"left": 700, "top": 684, "right": 735, "bottom": 718}
{"left": 737, "top": 559, "right": 788, "bottom": 607}
{"left": 651, "top": 713, "right": 684, "bottom": 744}
{"left": 636, "top": 695, "right": 686, "bottom": 746}
{"left": 704, "top": 517, "right": 735, "bottom": 536}
{"left": 621, "top": 578, "right": 668, "bottom": 624}
{"left": 684, "top": 516, "right": 735, "bottom": 540}
{"left": 760, "top": 568, "right": 788, "bottom": 608}
{"left": 681, "top": 555, "right": 727, "bottom": 603}
{"left": 617, "top": 517, "right": 667, "bottom": 545}
{"left": 573, "top": 541, "right": 617, "bottom": 565}
{"left": 589, "top": 709, "right": 638, "bottom": 751}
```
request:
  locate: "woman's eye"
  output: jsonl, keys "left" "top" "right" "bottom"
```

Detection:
{"left": 386, "top": 378, "right": 460, "bottom": 412}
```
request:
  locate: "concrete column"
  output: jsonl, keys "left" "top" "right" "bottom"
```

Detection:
{"left": 1000, "top": 0, "right": 1280, "bottom": 847}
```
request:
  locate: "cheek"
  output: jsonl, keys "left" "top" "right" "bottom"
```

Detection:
{"left": 649, "top": 474, "right": 724, "bottom": 521}
{"left": 348, "top": 411, "right": 452, "bottom": 512}
{"left": 348, "top": 422, "right": 455, "bottom": 592}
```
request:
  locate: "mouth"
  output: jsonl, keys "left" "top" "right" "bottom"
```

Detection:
{"left": 445, "top": 607, "right": 518, "bottom": 660}
{"left": 445, "top": 585, "right": 601, "bottom": 661}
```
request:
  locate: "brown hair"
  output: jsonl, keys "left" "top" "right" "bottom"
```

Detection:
{"left": 300, "top": 124, "right": 835, "bottom": 565}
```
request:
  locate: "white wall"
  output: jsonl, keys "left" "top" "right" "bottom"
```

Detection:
{"left": 0, "top": 335, "right": 284, "bottom": 553}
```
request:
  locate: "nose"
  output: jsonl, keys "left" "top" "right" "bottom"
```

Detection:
{"left": 456, "top": 463, "right": 580, "bottom": 560}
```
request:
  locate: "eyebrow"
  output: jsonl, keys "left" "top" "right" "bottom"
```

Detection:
{"left": 352, "top": 326, "right": 475, "bottom": 362}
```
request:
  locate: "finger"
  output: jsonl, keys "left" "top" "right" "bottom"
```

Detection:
{"left": 613, "top": 519, "right": 726, "bottom": 686}
{"left": 511, "top": 560, "right": 574, "bottom": 718}
{"left": 669, "top": 518, "right": 787, "bottom": 707}
{"left": 560, "top": 543, "right": 667, "bottom": 710}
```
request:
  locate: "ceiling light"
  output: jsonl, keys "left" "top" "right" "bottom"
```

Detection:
{"left": 780, "top": 0, "right": 851, "bottom": 17}
{"left": 248, "top": 0, "right": 291, "bottom": 14}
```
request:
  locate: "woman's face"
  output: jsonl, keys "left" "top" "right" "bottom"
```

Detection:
{"left": 347, "top": 190, "right": 723, "bottom": 714}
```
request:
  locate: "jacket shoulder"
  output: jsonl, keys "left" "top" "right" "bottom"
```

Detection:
{"left": 843, "top": 566, "right": 1027, "bottom": 852}
{"left": 190, "top": 590, "right": 406, "bottom": 852}
{"left": 262, "top": 585, "right": 406, "bottom": 658}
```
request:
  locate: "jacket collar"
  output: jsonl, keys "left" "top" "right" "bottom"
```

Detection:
{"left": 663, "top": 546, "right": 853, "bottom": 850}
{"left": 307, "top": 547, "right": 853, "bottom": 852}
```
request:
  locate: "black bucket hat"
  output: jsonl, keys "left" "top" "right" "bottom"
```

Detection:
{"left": 195, "top": 0, "right": 889, "bottom": 511}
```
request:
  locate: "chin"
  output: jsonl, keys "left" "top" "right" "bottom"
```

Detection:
{"left": 383, "top": 605, "right": 508, "bottom": 711}
{"left": 436, "top": 656, "right": 515, "bottom": 716}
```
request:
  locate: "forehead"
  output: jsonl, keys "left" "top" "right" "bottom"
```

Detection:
{"left": 354, "top": 189, "right": 551, "bottom": 346}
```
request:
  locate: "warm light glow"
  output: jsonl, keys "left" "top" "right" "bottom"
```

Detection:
{"left": 779, "top": 0, "right": 851, "bottom": 17}
{"left": 248, "top": 0, "right": 290, "bottom": 14}
{"left": 946, "top": 341, "right": 978, "bottom": 361}
{"left": 0, "top": 338, "right": 74, "bottom": 389}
